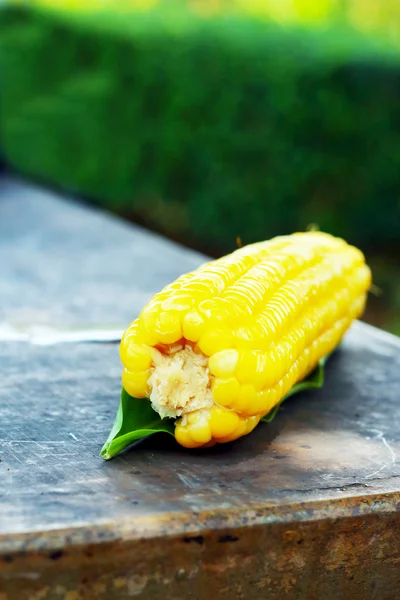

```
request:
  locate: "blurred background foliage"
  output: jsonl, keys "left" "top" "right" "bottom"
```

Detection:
{"left": 15, "top": 0, "right": 400, "bottom": 47}
{"left": 0, "top": 0, "right": 399, "bottom": 333}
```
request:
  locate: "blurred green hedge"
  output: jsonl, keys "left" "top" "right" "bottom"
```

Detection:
{"left": 0, "top": 5, "right": 400, "bottom": 255}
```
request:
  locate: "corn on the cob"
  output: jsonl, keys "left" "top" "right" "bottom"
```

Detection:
{"left": 120, "top": 232, "right": 371, "bottom": 448}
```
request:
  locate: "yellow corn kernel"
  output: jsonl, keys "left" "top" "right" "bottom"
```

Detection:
{"left": 244, "top": 416, "right": 261, "bottom": 435}
{"left": 120, "top": 340, "right": 153, "bottom": 372}
{"left": 212, "top": 297, "right": 249, "bottom": 323}
{"left": 209, "top": 407, "right": 240, "bottom": 439}
{"left": 186, "top": 412, "right": 212, "bottom": 444}
{"left": 122, "top": 321, "right": 140, "bottom": 338}
{"left": 138, "top": 312, "right": 160, "bottom": 346}
{"left": 182, "top": 309, "right": 206, "bottom": 342}
{"left": 183, "top": 280, "right": 215, "bottom": 298}
{"left": 197, "top": 327, "right": 234, "bottom": 356}
{"left": 122, "top": 368, "right": 151, "bottom": 398}
{"left": 235, "top": 383, "right": 257, "bottom": 413}
{"left": 252, "top": 353, "right": 270, "bottom": 390}
{"left": 175, "top": 424, "right": 200, "bottom": 449}
{"left": 155, "top": 311, "right": 182, "bottom": 345}
{"left": 161, "top": 294, "right": 194, "bottom": 312}
{"left": 173, "top": 409, "right": 259, "bottom": 447}
{"left": 236, "top": 350, "right": 258, "bottom": 384}
{"left": 215, "top": 419, "right": 247, "bottom": 443}
{"left": 212, "top": 377, "right": 240, "bottom": 407}
{"left": 208, "top": 349, "right": 239, "bottom": 378}
{"left": 243, "top": 389, "right": 277, "bottom": 416}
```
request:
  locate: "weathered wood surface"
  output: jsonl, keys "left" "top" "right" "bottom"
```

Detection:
{"left": 1, "top": 178, "right": 400, "bottom": 600}
{"left": 0, "top": 177, "right": 204, "bottom": 328}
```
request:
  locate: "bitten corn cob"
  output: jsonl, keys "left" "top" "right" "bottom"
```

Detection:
{"left": 120, "top": 232, "right": 371, "bottom": 448}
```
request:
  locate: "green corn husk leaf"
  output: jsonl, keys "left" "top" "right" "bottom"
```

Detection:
{"left": 100, "top": 351, "right": 334, "bottom": 460}
{"left": 100, "top": 388, "right": 175, "bottom": 460}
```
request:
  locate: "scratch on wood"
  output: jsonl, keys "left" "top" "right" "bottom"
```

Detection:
{"left": 365, "top": 430, "right": 397, "bottom": 479}
{"left": 177, "top": 474, "right": 199, "bottom": 490}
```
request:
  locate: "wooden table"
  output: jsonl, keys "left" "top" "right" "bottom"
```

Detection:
{"left": 1, "top": 178, "right": 400, "bottom": 600}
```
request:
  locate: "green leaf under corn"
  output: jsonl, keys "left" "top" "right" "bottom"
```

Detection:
{"left": 100, "top": 351, "right": 335, "bottom": 460}
{"left": 100, "top": 388, "right": 175, "bottom": 460}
